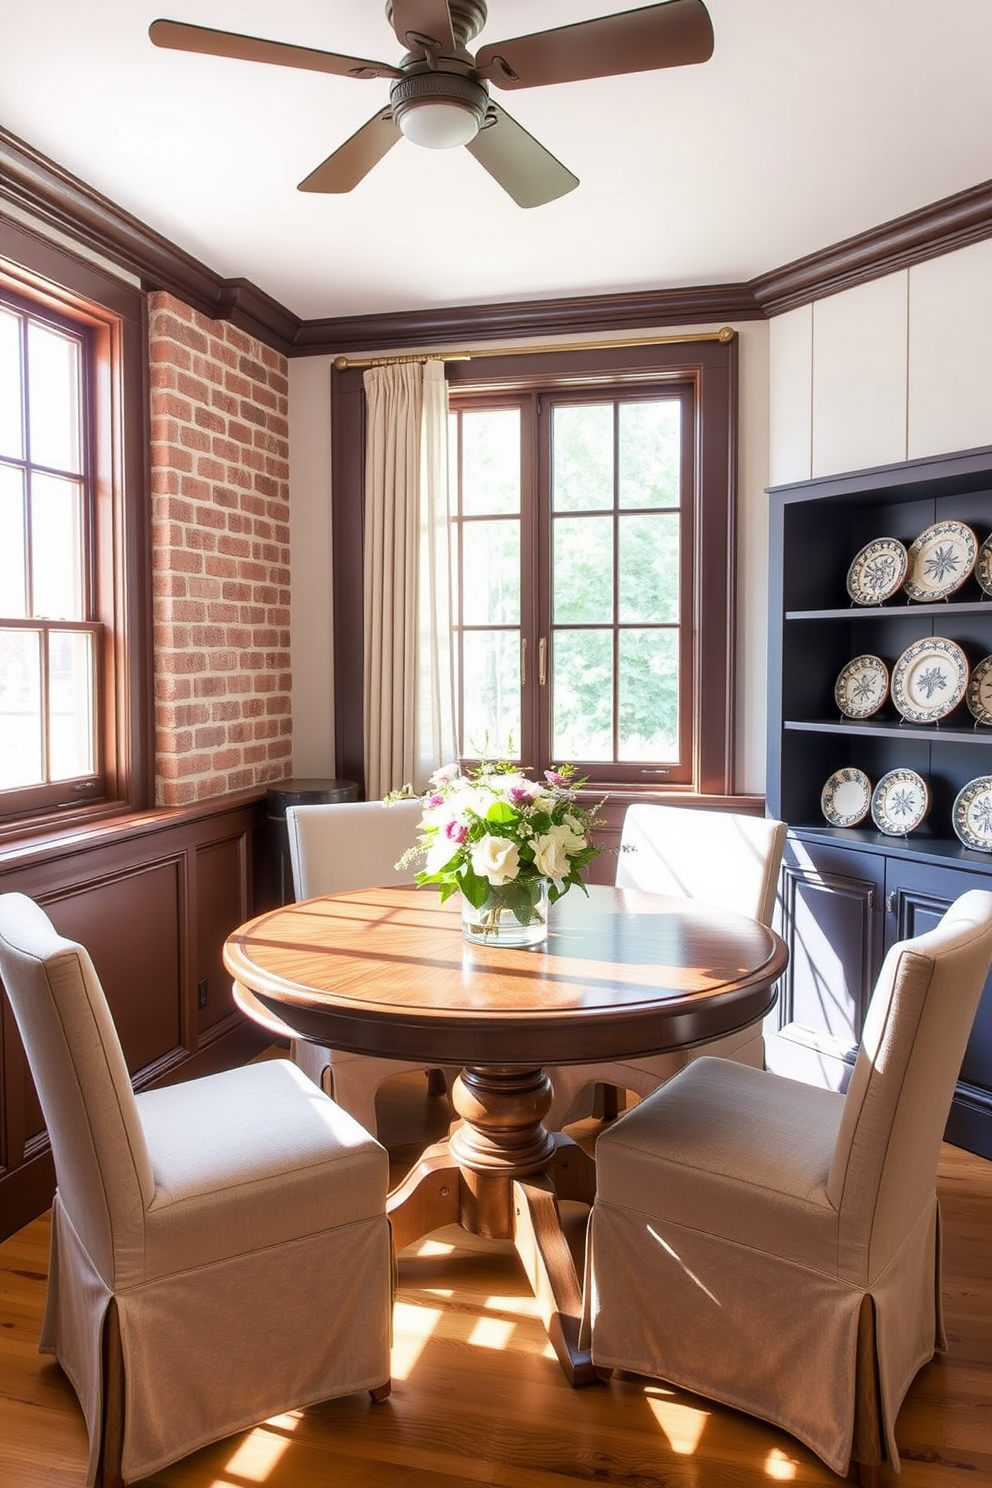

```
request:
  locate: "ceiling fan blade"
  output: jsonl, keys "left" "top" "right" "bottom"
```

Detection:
{"left": 476, "top": 0, "right": 713, "bottom": 90}
{"left": 149, "top": 19, "right": 400, "bottom": 81}
{"left": 465, "top": 103, "right": 578, "bottom": 209}
{"left": 297, "top": 111, "right": 402, "bottom": 194}
{"left": 388, "top": 0, "right": 456, "bottom": 53}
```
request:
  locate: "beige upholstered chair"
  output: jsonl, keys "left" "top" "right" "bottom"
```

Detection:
{"left": 545, "top": 804, "right": 787, "bottom": 1128}
{"left": 0, "top": 892, "right": 392, "bottom": 1488}
{"left": 583, "top": 889, "right": 992, "bottom": 1483}
{"left": 286, "top": 798, "right": 459, "bottom": 1134}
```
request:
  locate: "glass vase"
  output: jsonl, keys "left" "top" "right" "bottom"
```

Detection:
{"left": 461, "top": 879, "right": 550, "bottom": 948}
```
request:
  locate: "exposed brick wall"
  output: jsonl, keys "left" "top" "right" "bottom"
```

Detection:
{"left": 148, "top": 292, "right": 292, "bottom": 806}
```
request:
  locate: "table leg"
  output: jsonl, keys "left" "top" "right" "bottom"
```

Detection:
{"left": 512, "top": 1173, "right": 597, "bottom": 1386}
{"left": 385, "top": 1066, "right": 600, "bottom": 1387}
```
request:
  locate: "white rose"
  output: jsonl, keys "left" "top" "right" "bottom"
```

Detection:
{"left": 470, "top": 834, "right": 520, "bottom": 886}
{"left": 533, "top": 824, "right": 580, "bottom": 884}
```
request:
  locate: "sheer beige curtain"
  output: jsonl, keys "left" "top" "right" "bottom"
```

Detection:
{"left": 363, "top": 360, "right": 456, "bottom": 799}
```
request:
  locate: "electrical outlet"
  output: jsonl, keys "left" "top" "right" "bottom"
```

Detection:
{"left": 197, "top": 978, "right": 208, "bottom": 1010}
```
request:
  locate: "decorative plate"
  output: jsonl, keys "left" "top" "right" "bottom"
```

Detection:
{"left": 846, "top": 537, "right": 908, "bottom": 605}
{"left": 966, "top": 655, "right": 992, "bottom": 726}
{"left": 890, "top": 636, "right": 969, "bottom": 723}
{"left": 977, "top": 533, "right": 992, "bottom": 598}
{"left": 834, "top": 655, "right": 889, "bottom": 719}
{"left": 952, "top": 776, "right": 992, "bottom": 853}
{"left": 871, "top": 768, "right": 929, "bottom": 836}
{"left": 821, "top": 767, "right": 872, "bottom": 827}
{"left": 903, "top": 520, "right": 978, "bottom": 601}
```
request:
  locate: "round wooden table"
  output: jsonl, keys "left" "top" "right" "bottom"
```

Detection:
{"left": 224, "top": 882, "right": 787, "bottom": 1386}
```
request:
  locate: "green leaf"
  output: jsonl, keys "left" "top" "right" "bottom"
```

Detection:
{"left": 485, "top": 800, "right": 518, "bottom": 825}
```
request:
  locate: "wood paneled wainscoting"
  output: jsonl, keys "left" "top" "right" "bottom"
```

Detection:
{"left": 0, "top": 791, "right": 278, "bottom": 1240}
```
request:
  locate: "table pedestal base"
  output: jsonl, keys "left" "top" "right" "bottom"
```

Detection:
{"left": 387, "top": 1065, "right": 598, "bottom": 1386}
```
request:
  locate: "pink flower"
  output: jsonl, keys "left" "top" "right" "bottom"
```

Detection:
{"left": 444, "top": 819, "right": 468, "bottom": 844}
{"left": 427, "top": 791, "right": 445, "bottom": 808}
{"left": 508, "top": 785, "right": 536, "bottom": 805}
{"left": 544, "top": 770, "right": 568, "bottom": 788}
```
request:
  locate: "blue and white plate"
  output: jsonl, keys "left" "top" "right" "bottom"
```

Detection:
{"left": 891, "top": 636, "right": 969, "bottom": 723}
{"left": 952, "top": 776, "right": 992, "bottom": 853}
{"left": 821, "top": 767, "right": 872, "bottom": 827}
{"left": 977, "top": 534, "right": 992, "bottom": 598}
{"left": 904, "top": 520, "right": 977, "bottom": 602}
{"left": 966, "top": 655, "right": 992, "bottom": 726}
{"left": 834, "top": 655, "right": 888, "bottom": 719}
{"left": 846, "top": 537, "right": 908, "bottom": 606}
{"left": 871, "top": 769, "right": 929, "bottom": 836}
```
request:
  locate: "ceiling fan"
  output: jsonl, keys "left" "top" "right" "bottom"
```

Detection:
{"left": 149, "top": 0, "right": 714, "bottom": 208}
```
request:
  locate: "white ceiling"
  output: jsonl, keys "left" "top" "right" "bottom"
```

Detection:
{"left": 2, "top": 0, "right": 991, "bottom": 323}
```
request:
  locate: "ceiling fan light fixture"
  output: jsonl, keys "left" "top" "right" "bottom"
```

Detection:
{"left": 397, "top": 99, "right": 480, "bottom": 149}
{"left": 389, "top": 69, "right": 488, "bottom": 150}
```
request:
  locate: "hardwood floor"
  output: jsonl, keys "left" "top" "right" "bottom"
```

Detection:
{"left": 1, "top": 1072, "right": 990, "bottom": 1487}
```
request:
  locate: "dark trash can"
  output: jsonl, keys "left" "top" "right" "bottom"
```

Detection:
{"left": 266, "top": 778, "right": 359, "bottom": 905}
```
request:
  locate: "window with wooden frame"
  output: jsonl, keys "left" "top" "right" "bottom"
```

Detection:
{"left": 0, "top": 221, "right": 150, "bottom": 834}
{"left": 449, "top": 380, "right": 699, "bottom": 786}
{"left": 444, "top": 337, "right": 737, "bottom": 794}
{"left": 331, "top": 334, "right": 736, "bottom": 797}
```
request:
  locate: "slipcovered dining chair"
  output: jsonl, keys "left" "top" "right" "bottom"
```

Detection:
{"left": 0, "top": 892, "right": 392, "bottom": 1488}
{"left": 545, "top": 803, "right": 787, "bottom": 1129}
{"left": 583, "top": 889, "right": 992, "bottom": 1483}
{"left": 286, "top": 798, "right": 459, "bottom": 1135}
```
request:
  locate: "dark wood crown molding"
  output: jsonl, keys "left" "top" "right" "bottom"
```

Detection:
{"left": 752, "top": 178, "right": 992, "bottom": 316}
{"left": 0, "top": 126, "right": 300, "bottom": 354}
{"left": 5, "top": 122, "right": 992, "bottom": 353}
{"left": 294, "top": 281, "right": 763, "bottom": 357}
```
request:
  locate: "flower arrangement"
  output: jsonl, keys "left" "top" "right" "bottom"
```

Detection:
{"left": 388, "top": 761, "right": 602, "bottom": 939}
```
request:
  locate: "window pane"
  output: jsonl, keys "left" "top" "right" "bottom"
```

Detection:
{"left": 552, "top": 404, "right": 613, "bottom": 511}
{"left": 461, "top": 630, "right": 520, "bottom": 759}
{"left": 31, "top": 473, "right": 84, "bottom": 619}
{"left": 552, "top": 629, "right": 613, "bottom": 760}
{"left": 0, "top": 465, "right": 27, "bottom": 617}
{"left": 619, "top": 399, "right": 681, "bottom": 509}
{"left": 49, "top": 630, "right": 95, "bottom": 780}
{"left": 0, "top": 308, "right": 23, "bottom": 459}
{"left": 619, "top": 628, "right": 680, "bottom": 761}
{"left": 461, "top": 408, "right": 520, "bottom": 515}
{"left": 27, "top": 320, "right": 82, "bottom": 473}
{"left": 0, "top": 627, "right": 43, "bottom": 787}
{"left": 619, "top": 512, "right": 680, "bottom": 623}
{"left": 553, "top": 516, "right": 613, "bottom": 623}
{"left": 462, "top": 519, "right": 519, "bottom": 624}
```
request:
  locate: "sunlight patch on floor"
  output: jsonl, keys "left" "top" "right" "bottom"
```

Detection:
{"left": 220, "top": 1414, "right": 299, "bottom": 1481}
{"left": 391, "top": 1299, "right": 445, "bottom": 1378}
{"left": 764, "top": 1446, "right": 799, "bottom": 1479}
{"left": 406, "top": 1236, "right": 457, "bottom": 1257}
{"left": 467, "top": 1315, "right": 516, "bottom": 1350}
{"left": 644, "top": 1388, "right": 709, "bottom": 1455}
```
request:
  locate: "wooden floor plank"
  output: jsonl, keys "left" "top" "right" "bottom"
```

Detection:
{"left": 1, "top": 1072, "right": 989, "bottom": 1487}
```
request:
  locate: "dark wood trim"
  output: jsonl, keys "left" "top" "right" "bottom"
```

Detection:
{"left": 0, "top": 213, "right": 154, "bottom": 827}
{"left": 7, "top": 122, "right": 992, "bottom": 355}
{"left": 0, "top": 126, "right": 300, "bottom": 355}
{"left": 332, "top": 338, "right": 737, "bottom": 796}
{"left": 752, "top": 178, "right": 992, "bottom": 317}
{"left": 299, "top": 283, "right": 763, "bottom": 357}
{"left": 0, "top": 787, "right": 267, "bottom": 872}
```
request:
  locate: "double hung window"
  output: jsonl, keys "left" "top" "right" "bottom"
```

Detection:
{"left": 0, "top": 223, "right": 149, "bottom": 833}
{"left": 0, "top": 293, "right": 99, "bottom": 813}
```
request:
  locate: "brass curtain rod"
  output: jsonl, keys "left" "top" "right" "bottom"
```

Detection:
{"left": 332, "top": 326, "right": 734, "bottom": 371}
